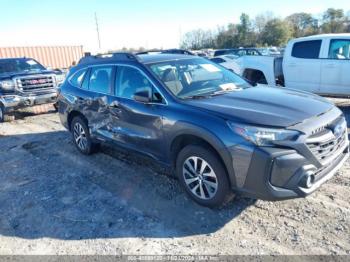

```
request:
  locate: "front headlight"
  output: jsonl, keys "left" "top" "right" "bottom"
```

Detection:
{"left": 228, "top": 122, "right": 300, "bottom": 146}
{"left": 55, "top": 74, "right": 65, "bottom": 85}
{"left": 0, "top": 80, "right": 15, "bottom": 91}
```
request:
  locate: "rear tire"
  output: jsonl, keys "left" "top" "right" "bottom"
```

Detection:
{"left": 176, "top": 145, "right": 233, "bottom": 208}
{"left": 53, "top": 103, "right": 59, "bottom": 112}
{"left": 71, "top": 116, "right": 99, "bottom": 155}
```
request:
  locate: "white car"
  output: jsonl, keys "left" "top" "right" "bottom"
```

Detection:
{"left": 258, "top": 47, "right": 281, "bottom": 56}
{"left": 210, "top": 55, "right": 241, "bottom": 75}
{"left": 227, "top": 34, "right": 350, "bottom": 97}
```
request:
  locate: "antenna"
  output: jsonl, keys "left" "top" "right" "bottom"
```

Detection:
{"left": 95, "top": 12, "right": 101, "bottom": 50}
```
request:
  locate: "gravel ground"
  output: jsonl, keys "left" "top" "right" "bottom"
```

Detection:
{"left": 0, "top": 104, "right": 349, "bottom": 255}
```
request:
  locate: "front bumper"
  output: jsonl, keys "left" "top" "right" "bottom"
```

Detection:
{"left": 234, "top": 143, "right": 349, "bottom": 201}
{"left": 0, "top": 92, "right": 57, "bottom": 111}
{"left": 228, "top": 107, "right": 349, "bottom": 201}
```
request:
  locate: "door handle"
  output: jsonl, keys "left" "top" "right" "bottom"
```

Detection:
{"left": 325, "top": 63, "right": 336, "bottom": 68}
{"left": 76, "top": 97, "right": 88, "bottom": 104}
{"left": 288, "top": 63, "right": 297, "bottom": 67}
{"left": 108, "top": 101, "right": 121, "bottom": 116}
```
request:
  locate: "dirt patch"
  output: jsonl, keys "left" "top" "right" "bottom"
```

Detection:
{"left": 0, "top": 112, "right": 349, "bottom": 255}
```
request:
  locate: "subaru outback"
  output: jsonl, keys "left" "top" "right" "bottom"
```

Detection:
{"left": 57, "top": 53, "right": 349, "bottom": 207}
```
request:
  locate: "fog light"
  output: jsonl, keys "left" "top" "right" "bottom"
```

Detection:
{"left": 301, "top": 172, "right": 315, "bottom": 189}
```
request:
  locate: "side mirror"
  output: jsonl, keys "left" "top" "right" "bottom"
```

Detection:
{"left": 133, "top": 90, "right": 151, "bottom": 103}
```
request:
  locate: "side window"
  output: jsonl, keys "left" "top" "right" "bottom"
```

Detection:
{"left": 329, "top": 39, "right": 350, "bottom": 59}
{"left": 89, "top": 66, "right": 113, "bottom": 94}
{"left": 116, "top": 66, "right": 154, "bottom": 100}
{"left": 291, "top": 40, "right": 322, "bottom": 59}
{"left": 70, "top": 69, "right": 87, "bottom": 88}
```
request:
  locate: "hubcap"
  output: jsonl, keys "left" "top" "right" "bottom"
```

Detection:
{"left": 73, "top": 122, "right": 88, "bottom": 151}
{"left": 182, "top": 156, "right": 218, "bottom": 200}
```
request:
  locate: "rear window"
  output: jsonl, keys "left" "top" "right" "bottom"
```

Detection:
{"left": 291, "top": 40, "right": 322, "bottom": 59}
{"left": 211, "top": 58, "right": 226, "bottom": 64}
{"left": 88, "top": 66, "right": 113, "bottom": 94}
{"left": 214, "top": 50, "right": 227, "bottom": 56}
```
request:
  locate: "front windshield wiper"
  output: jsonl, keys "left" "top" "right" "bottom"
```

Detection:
{"left": 182, "top": 94, "right": 212, "bottom": 100}
{"left": 203, "top": 89, "right": 241, "bottom": 97}
{"left": 182, "top": 88, "right": 243, "bottom": 100}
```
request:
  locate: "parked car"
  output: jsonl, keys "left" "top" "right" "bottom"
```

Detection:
{"left": 57, "top": 53, "right": 349, "bottom": 207}
{"left": 0, "top": 58, "right": 65, "bottom": 122}
{"left": 210, "top": 55, "right": 241, "bottom": 74}
{"left": 257, "top": 47, "right": 281, "bottom": 56}
{"left": 213, "top": 48, "right": 262, "bottom": 57}
{"left": 229, "top": 34, "right": 350, "bottom": 97}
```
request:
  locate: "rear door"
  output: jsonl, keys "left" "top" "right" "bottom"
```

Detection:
{"left": 320, "top": 38, "right": 350, "bottom": 96}
{"left": 107, "top": 65, "right": 166, "bottom": 161}
{"left": 283, "top": 39, "right": 322, "bottom": 92}
{"left": 81, "top": 65, "right": 116, "bottom": 138}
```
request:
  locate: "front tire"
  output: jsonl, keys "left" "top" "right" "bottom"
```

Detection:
{"left": 0, "top": 105, "right": 15, "bottom": 122}
{"left": 176, "top": 145, "right": 232, "bottom": 208}
{"left": 0, "top": 105, "right": 4, "bottom": 123}
{"left": 71, "top": 116, "right": 98, "bottom": 155}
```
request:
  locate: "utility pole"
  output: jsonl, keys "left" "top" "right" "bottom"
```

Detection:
{"left": 95, "top": 12, "right": 101, "bottom": 50}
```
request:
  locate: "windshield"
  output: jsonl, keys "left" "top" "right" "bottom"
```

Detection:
{"left": 148, "top": 58, "right": 251, "bottom": 99}
{"left": 0, "top": 59, "right": 46, "bottom": 74}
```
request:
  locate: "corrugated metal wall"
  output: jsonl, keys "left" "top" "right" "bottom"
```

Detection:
{"left": 0, "top": 46, "right": 84, "bottom": 69}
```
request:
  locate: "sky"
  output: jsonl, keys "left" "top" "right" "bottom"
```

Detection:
{"left": 0, "top": 0, "right": 349, "bottom": 52}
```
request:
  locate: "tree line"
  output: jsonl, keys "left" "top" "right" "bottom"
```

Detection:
{"left": 180, "top": 8, "right": 350, "bottom": 50}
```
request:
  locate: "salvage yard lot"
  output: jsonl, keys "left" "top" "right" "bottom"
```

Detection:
{"left": 0, "top": 106, "right": 349, "bottom": 255}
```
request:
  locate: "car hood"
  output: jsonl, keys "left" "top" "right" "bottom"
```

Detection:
{"left": 0, "top": 70, "right": 57, "bottom": 79}
{"left": 185, "top": 87, "right": 335, "bottom": 127}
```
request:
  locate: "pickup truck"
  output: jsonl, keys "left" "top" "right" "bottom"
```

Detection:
{"left": 0, "top": 58, "right": 65, "bottom": 122}
{"left": 217, "top": 34, "right": 350, "bottom": 97}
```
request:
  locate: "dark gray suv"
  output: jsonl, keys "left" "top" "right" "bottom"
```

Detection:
{"left": 57, "top": 53, "right": 349, "bottom": 207}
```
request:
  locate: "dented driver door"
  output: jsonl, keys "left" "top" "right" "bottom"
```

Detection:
{"left": 106, "top": 65, "right": 165, "bottom": 161}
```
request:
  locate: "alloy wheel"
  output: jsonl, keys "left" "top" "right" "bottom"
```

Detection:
{"left": 73, "top": 122, "right": 88, "bottom": 151}
{"left": 182, "top": 156, "right": 218, "bottom": 200}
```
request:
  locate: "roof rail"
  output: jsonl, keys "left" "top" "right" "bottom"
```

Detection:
{"left": 135, "top": 50, "right": 162, "bottom": 55}
{"left": 136, "top": 49, "right": 195, "bottom": 56}
{"left": 78, "top": 52, "right": 140, "bottom": 64}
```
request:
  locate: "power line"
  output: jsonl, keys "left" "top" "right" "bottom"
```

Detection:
{"left": 95, "top": 12, "right": 101, "bottom": 50}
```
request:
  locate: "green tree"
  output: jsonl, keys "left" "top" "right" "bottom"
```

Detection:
{"left": 215, "top": 24, "right": 237, "bottom": 48}
{"left": 261, "top": 19, "right": 293, "bottom": 46}
{"left": 181, "top": 29, "right": 215, "bottom": 50}
{"left": 322, "top": 8, "right": 346, "bottom": 33}
{"left": 235, "top": 13, "right": 255, "bottom": 47}
{"left": 286, "top": 13, "right": 319, "bottom": 37}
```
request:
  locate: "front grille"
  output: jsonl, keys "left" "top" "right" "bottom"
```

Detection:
{"left": 17, "top": 75, "right": 55, "bottom": 93}
{"left": 307, "top": 118, "right": 348, "bottom": 163}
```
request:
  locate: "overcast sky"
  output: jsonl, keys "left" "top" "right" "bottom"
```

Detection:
{"left": 0, "top": 0, "right": 349, "bottom": 52}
